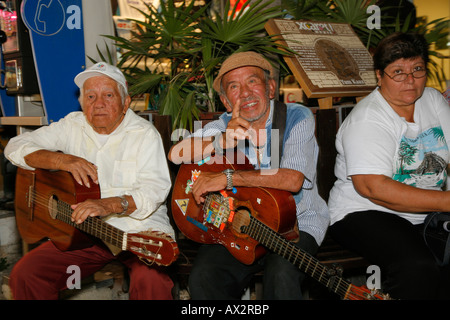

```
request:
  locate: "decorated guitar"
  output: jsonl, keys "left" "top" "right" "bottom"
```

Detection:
{"left": 15, "top": 168, "right": 179, "bottom": 266}
{"left": 171, "top": 153, "right": 390, "bottom": 299}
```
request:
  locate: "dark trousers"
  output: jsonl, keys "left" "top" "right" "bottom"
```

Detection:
{"left": 188, "top": 231, "right": 318, "bottom": 300}
{"left": 330, "top": 210, "right": 450, "bottom": 299}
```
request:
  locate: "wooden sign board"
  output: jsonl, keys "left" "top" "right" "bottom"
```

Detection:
{"left": 265, "top": 19, "right": 377, "bottom": 99}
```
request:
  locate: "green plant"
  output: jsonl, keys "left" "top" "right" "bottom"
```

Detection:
{"left": 106, "top": 0, "right": 290, "bottom": 131}
{"left": 414, "top": 17, "right": 449, "bottom": 90}
{"left": 105, "top": 0, "right": 448, "bottom": 130}
{"left": 281, "top": 0, "right": 327, "bottom": 20}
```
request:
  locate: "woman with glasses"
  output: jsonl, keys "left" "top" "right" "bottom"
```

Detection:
{"left": 328, "top": 32, "right": 450, "bottom": 299}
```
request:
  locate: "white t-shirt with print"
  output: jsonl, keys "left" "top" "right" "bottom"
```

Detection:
{"left": 329, "top": 87, "right": 450, "bottom": 225}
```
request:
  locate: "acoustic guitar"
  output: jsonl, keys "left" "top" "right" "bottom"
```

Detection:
{"left": 15, "top": 167, "right": 179, "bottom": 266}
{"left": 171, "top": 153, "right": 390, "bottom": 299}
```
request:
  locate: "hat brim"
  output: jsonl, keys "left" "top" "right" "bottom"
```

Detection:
{"left": 74, "top": 70, "right": 128, "bottom": 94}
{"left": 212, "top": 52, "right": 274, "bottom": 93}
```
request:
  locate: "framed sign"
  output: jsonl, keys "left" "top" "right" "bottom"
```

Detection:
{"left": 265, "top": 19, "right": 377, "bottom": 99}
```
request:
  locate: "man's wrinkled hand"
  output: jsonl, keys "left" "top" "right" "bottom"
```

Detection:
{"left": 57, "top": 154, "right": 98, "bottom": 188}
{"left": 191, "top": 171, "right": 227, "bottom": 204}
{"left": 70, "top": 199, "right": 111, "bottom": 224}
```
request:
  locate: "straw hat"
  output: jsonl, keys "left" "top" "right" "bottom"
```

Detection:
{"left": 213, "top": 51, "right": 274, "bottom": 92}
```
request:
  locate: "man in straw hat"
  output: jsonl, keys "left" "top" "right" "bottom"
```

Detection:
{"left": 5, "top": 62, "right": 175, "bottom": 299}
{"left": 169, "top": 51, "right": 329, "bottom": 299}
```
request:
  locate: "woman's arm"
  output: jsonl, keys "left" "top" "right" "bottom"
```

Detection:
{"left": 352, "top": 174, "right": 450, "bottom": 212}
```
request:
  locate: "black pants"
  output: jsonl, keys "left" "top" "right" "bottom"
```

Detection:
{"left": 330, "top": 210, "right": 450, "bottom": 299}
{"left": 188, "top": 231, "right": 318, "bottom": 300}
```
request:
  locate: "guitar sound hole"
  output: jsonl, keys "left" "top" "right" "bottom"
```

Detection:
{"left": 231, "top": 208, "right": 251, "bottom": 235}
{"left": 48, "top": 194, "right": 58, "bottom": 219}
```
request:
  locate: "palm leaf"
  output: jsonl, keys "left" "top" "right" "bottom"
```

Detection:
{"left": 105, "top": 0, "right": 308, "bottom": 129}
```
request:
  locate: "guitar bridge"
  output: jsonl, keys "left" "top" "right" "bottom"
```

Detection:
{"left": 25, "top": 171, "right": 36, "bottom": 221}
{"left": 27, "top": 185, "right": 34, "bottom": 208}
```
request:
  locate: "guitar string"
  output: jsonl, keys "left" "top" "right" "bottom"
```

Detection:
{"left": 212, "top": 161, "right": 366, "bottom": 298}
{"left": 246, "top": 218, "right": 333, "bottom": 287}
{"left": 200, "top": 192, "right": 376, "bottom": 299}
{"left": 232, "top": 208, "right": 374, "bottom": 300}
{"left": 217, "top": 155, "right": 380, "bottom": 299}
{"left": 249, "top": 218, "right": 377, "bottom": 300}
{"left": 31, "top": 192, "right": 125, "bottom": 247}
{"left": 225, "top": 209, "right": 338, "bottom": 293}
{"left": 219, "top": 204, "right": 333, "bottom": 290}
{"left": 246, "top": 218, "right": 354, "bottom": 299}
{"left": 210, "top": 196, "right": 344, "bottom": 296}
{"left": 31, "top": 192, "right": 176, "bottom": 265}
{"left": 191, "top": 157, "right": 381, "bottom": 299}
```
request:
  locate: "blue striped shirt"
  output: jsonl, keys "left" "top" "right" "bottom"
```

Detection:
{"left": 190, "top": 100, "right": 330, "bottom": 245}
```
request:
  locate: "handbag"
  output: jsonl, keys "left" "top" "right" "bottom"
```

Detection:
{"left": 423, "top": 212, "right": 450, "bottom": 266}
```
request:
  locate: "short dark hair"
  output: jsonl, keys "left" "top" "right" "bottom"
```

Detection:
{"left": 373, "top": 32, "right": 429, "bottom": 71}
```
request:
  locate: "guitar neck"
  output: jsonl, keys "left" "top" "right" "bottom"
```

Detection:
{"left": 56, "top": 200, "right": 125, "bottom": 250}
{"left": 244, "top": 216, "right": 354, "bottom": 299}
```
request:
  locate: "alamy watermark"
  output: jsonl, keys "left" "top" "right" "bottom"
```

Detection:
{"left": 367, "top": 5, "right": 381, "bottom": 30}
{"left": 66, "top": 265, "right": 81, "bottom": 290}
{"left": 366, "top": 265, "right": 381, "bottom": 290}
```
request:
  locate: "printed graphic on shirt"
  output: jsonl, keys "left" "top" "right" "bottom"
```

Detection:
{"left": 444, "top": 86, "right": 450, "bottom": 104}
{"left": 393, "top": 126, "right": 448, "bottom": 189}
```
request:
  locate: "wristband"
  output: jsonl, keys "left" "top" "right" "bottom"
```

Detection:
{"left": 118, "top": 195, "right": 129, "bottom": 215}
{"left": 222, "top": 169, "right": 234, "bottom": 190}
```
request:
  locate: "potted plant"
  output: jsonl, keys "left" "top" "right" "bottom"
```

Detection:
{"left": 106, "top": 0, "right": 293, "bottom": 131}
{"left": 106, "top": 0, "right": 448, "bottom": 133}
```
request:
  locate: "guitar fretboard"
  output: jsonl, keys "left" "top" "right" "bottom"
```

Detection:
{"left": 242, "top": 216, "right": 354, "bottom": 299}
{"left": 43, "top": 196, "right": 126, "bottom": 249}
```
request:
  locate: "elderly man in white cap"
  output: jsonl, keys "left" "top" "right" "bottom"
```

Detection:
{"left": 5, "top": 62, "right": 175, "bottom": 300}
{"left": 169, "top": 52, "right": 329, "bottom": 300}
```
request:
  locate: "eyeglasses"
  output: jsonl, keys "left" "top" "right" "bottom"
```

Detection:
{"left": 383, "top": 69, "right": 427, "bottom": 82}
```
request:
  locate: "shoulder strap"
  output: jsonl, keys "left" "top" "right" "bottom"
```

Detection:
{"left": 272, "top": 101, "right": 287, "bottom": 164}
{"left": 271, "top": 101, "right": 313, "bottom": 189}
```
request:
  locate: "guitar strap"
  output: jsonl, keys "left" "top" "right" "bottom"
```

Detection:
{"left": 272, "top": 101, "right": 313, "bottom": 190}
{"left": 272, "top": 100, "right": 287, "bottom": 165}
{"left": 272, "top": 101, "right": 300, "bottom": 240}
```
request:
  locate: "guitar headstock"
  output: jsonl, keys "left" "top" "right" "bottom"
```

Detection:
{"left": 346, "top": 285, "right": 392, "bottom": 300}
{"left": 126, "top": 230, "right": 179, "bottom": 266}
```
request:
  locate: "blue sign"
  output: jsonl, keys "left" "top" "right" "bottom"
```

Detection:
{"left": 21, "top": 0, "right": 86, "bottom": 123}
{"left": 0, "top": 50, "right": 16, "bottom": 117}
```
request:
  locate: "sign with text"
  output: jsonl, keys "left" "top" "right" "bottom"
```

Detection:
{"left": 21, "top": 0, "right": 85, "bottom": 123}
{"left": 265, "top": 19, "right": 377, "bottom": 98}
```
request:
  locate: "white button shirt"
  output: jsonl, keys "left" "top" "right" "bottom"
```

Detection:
{"left": 5, "top": 109, "right": 175, "bottom": 238}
